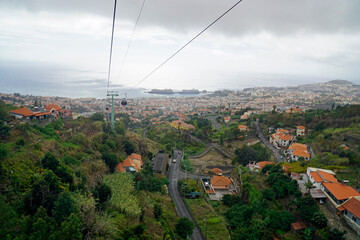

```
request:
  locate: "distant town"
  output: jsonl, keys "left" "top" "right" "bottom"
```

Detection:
{"left": 1, "top": 80, "right": 359, "bottom": 124}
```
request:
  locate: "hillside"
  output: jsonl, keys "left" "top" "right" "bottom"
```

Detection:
{"left": 0, "top": 103, "right": 181, "bottom": 240}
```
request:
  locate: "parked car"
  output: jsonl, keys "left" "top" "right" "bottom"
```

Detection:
{"left": 172, "top": 159, "right": 176, "bottom": 163}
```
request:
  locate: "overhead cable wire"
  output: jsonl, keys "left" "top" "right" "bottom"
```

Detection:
{"left": 118, "top": 0, "right": 146, "bottom": 80}
{"left": 106, "top": 0, "right": 118, "bottom": 93}
{"left": 127, "top": 0, "right": 244, "bottom": 93}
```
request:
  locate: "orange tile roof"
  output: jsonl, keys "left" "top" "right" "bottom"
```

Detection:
{"left": 211, "top": 175, "right": 232, "bottom": 189}
{"left": 10, "top": 107, "right": 34, "bottom": 117}
{"left": 115, "top": 163, "right": 126, "bottom": 172}
{"left": 238, "top": 125, "right": 249, "bottom": 131}
{"left": 211, "top": 168, "right": 222, "bottom": 175}
{"left": 257, "top": 161, "right": 276, "bottom": 169}
{"left": 45, "top": 104, "right": 62, "bottom": 112}
{"left": 278, "top": 133, "right": 293, "bottom": 141}
{"left": 289, "top": 143, "right": 310, "bottom": 158}
{"left": 122, "top": 158, "right": 137, "bottom": 168}
{"left": 34, "top": 112, "right": 51, "bottom": 116}
{"left": 129, "top": 153, "right": 141, "bottom": 161}
{"left": 341, "top": 197, "right": 360, "bottom": 219}
{"left": 277, "top": 129, "right": 290, "bottom": 133}
{"left": 337, "top": 205, "right": 345, "bottom": 211}
{"left": 323, "top": 182, "right": 360, "bottom": 200}
{"left": 310, "top": 172, "right": 323, "bottom": 183}
{"left": 291, "top": 221, "right": 306, "bottom": 230}
{"left": 318, "top": 170, "right": 338, "bottom": 183}
{"left": 297, "top": 126, "right": 306, "bottom": 130}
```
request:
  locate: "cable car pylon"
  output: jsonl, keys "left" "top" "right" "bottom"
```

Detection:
{"left": 107, "top": 91, "right": 119, "bottom": 130}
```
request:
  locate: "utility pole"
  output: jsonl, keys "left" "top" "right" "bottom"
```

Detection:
{"left": 107, "top": 91, "right": 119, "bottom": 131}
{"left": 238, "top": 165, "right": 243, "bottom": 186}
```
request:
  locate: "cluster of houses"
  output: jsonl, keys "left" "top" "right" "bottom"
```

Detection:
{"left": 9, "top": 104, "right": 71, "bottom": 121}
{"left": 305, "top": 167, "right": 360, "bottom": 235}
{"left": 249, "top": 161, "right": 360, "bottom": 236}
{"left": 269, "top": 126, "right": 310, "bottom": 161}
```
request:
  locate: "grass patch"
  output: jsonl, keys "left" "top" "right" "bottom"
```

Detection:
{"left": 185, "top": 198, "right": 230, "bottom": 240}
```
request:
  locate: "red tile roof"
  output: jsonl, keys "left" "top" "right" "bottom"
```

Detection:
{"left": 9, "top": 107, "right": 34, "bottom": 117}
{"left": 115, "top": 163, "right": 126, "bottom": 172}
{"left": 297, "top": 126, "right": 306, "bottom": 130}
{"left": 310, "top": 172, "right": 323, "bottom": 183}
{"left": 34, "top": 112, "right": 51, "bottom": 117}
{"left": 211, "top": 175, "right": 232, "bottom": 189}
{"left": 318, "top": 170, "right": 338, "bottom": 183}
{"left": 238, "top": 125, "right": 249, "bottom": 131}
{"left": 323, "top": 182, "right": 360, "bottom": 201}
{"left": 128, "top": 153, "right": 141, "bottom": 161}
{"left": 257, "top": 161, "right": 276, "bottom": 169}
{"left": 289, "top": 143, "right": 310, "bottom": 158}
{"left": 341, "top": 197, "right": 360, "bottom": 219}
{"left": 278, "top": 133, "right": 293, "bottom": 141}
{"left": 211, "top": 168, "right": 222, "bottom": 175}
{"left": 291, "top": 221, "right": 306, "bottom": 230}
{"left": 45, "top": 104, "right": 62, "bottom": 112}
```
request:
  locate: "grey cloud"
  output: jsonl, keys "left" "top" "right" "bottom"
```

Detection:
{"left": 1, "top": 0, "right": 360, "bottom": 36}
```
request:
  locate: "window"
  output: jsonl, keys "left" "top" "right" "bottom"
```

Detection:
{"left": 352, "top": 216, "right": 357, "bottom": 222}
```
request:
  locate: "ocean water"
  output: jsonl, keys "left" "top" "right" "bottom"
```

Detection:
{"left": 0, "top": 63, "right": 356, "bottom": 99}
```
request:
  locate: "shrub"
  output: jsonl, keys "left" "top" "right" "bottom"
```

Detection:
{"left": 15, "top": 137, "right": 25, "bottom": 146}
{"left": 175, "top": 217, "right": 194, "bottom": 239}
{"left": 153, "top": 203, "right": 162, "bottom": 220}
{"left": 222, "top": 194, "right": 243, "bottom": 207}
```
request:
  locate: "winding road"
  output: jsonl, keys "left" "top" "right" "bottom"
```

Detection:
{"left": 254, "top": 121, "right": 283, "bottom": 162}
{"left": 168, "top": 150, "right": 204, "bottom": 240}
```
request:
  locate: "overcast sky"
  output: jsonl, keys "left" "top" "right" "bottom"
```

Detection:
{"left": 0, "top": 0, "right": 360, "bottom": 98}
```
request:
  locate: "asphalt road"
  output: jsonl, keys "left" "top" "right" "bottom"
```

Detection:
{"left": 168, "top": 150, "right": 204, "bottom": 240}
{"left": 206, "top": 116, "right": 221, "bottom": 130}
{"left": 254, "top": 121, "right": 283, "bottom": 162}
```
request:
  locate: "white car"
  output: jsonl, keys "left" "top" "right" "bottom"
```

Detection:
{"left": 172, "top": 159, "right": 176, "bottom": 163}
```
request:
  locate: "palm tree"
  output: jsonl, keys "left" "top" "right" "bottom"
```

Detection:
{"left": 305, "top": 180, "right": 314, "bottom": 194}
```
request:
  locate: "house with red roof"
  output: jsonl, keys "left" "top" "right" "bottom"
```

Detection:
{"left": 210, "top": 168, "right": 222, "bottom": 175}
{"left": 45, "top": 104, "right": 71, "bottom": 118}
{"left": 296, "top": 126, "right": 306, "bottom": 137}
{"left": 238, "top": 125, "right": 249, "bottom": 132}
{"left": 116, "top": 153, "right": 143, "bottom": 173}
{"left": 289, "top": 143, "right": 310, "bottom": 161}
{"left": 248, "top": 161, "right": 276, "bottom": 172}
{"left": 9, "top": 107, "right": 35, "bottom": 119}
{"left": 307, "top": 167, "right": 337, "bottom": 189}
{"left": 206, "top": 175, "right": 236, "bottom": 200}
{"left": 339, "top": 196, "right": 360, "bottom": 236}
{"left": 269, "top": 129, "right": 294, "bottom": 148}
{"left": 321, "top": 182, "right": 360, "bottom": 206}
{"left": 291, "top": 221, "right": 306, "bottom": 234}
{"left": 9, "top": 107, "right": 51, "bottom": 120}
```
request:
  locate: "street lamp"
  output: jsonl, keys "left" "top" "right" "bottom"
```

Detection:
{"left": 204, "top": 218, "right": 208, "bottom": 239}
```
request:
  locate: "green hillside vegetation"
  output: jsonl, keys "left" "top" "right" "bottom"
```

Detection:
{"left": 0, "top": 105, "right": 180, "bottom": 239}
{"left": 146, "top": 123, "right": 204, "bottom": 155}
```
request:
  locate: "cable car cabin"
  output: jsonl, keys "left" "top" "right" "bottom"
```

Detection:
{"left": 121, "top": 98, "right": 127, "bottom": 106}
